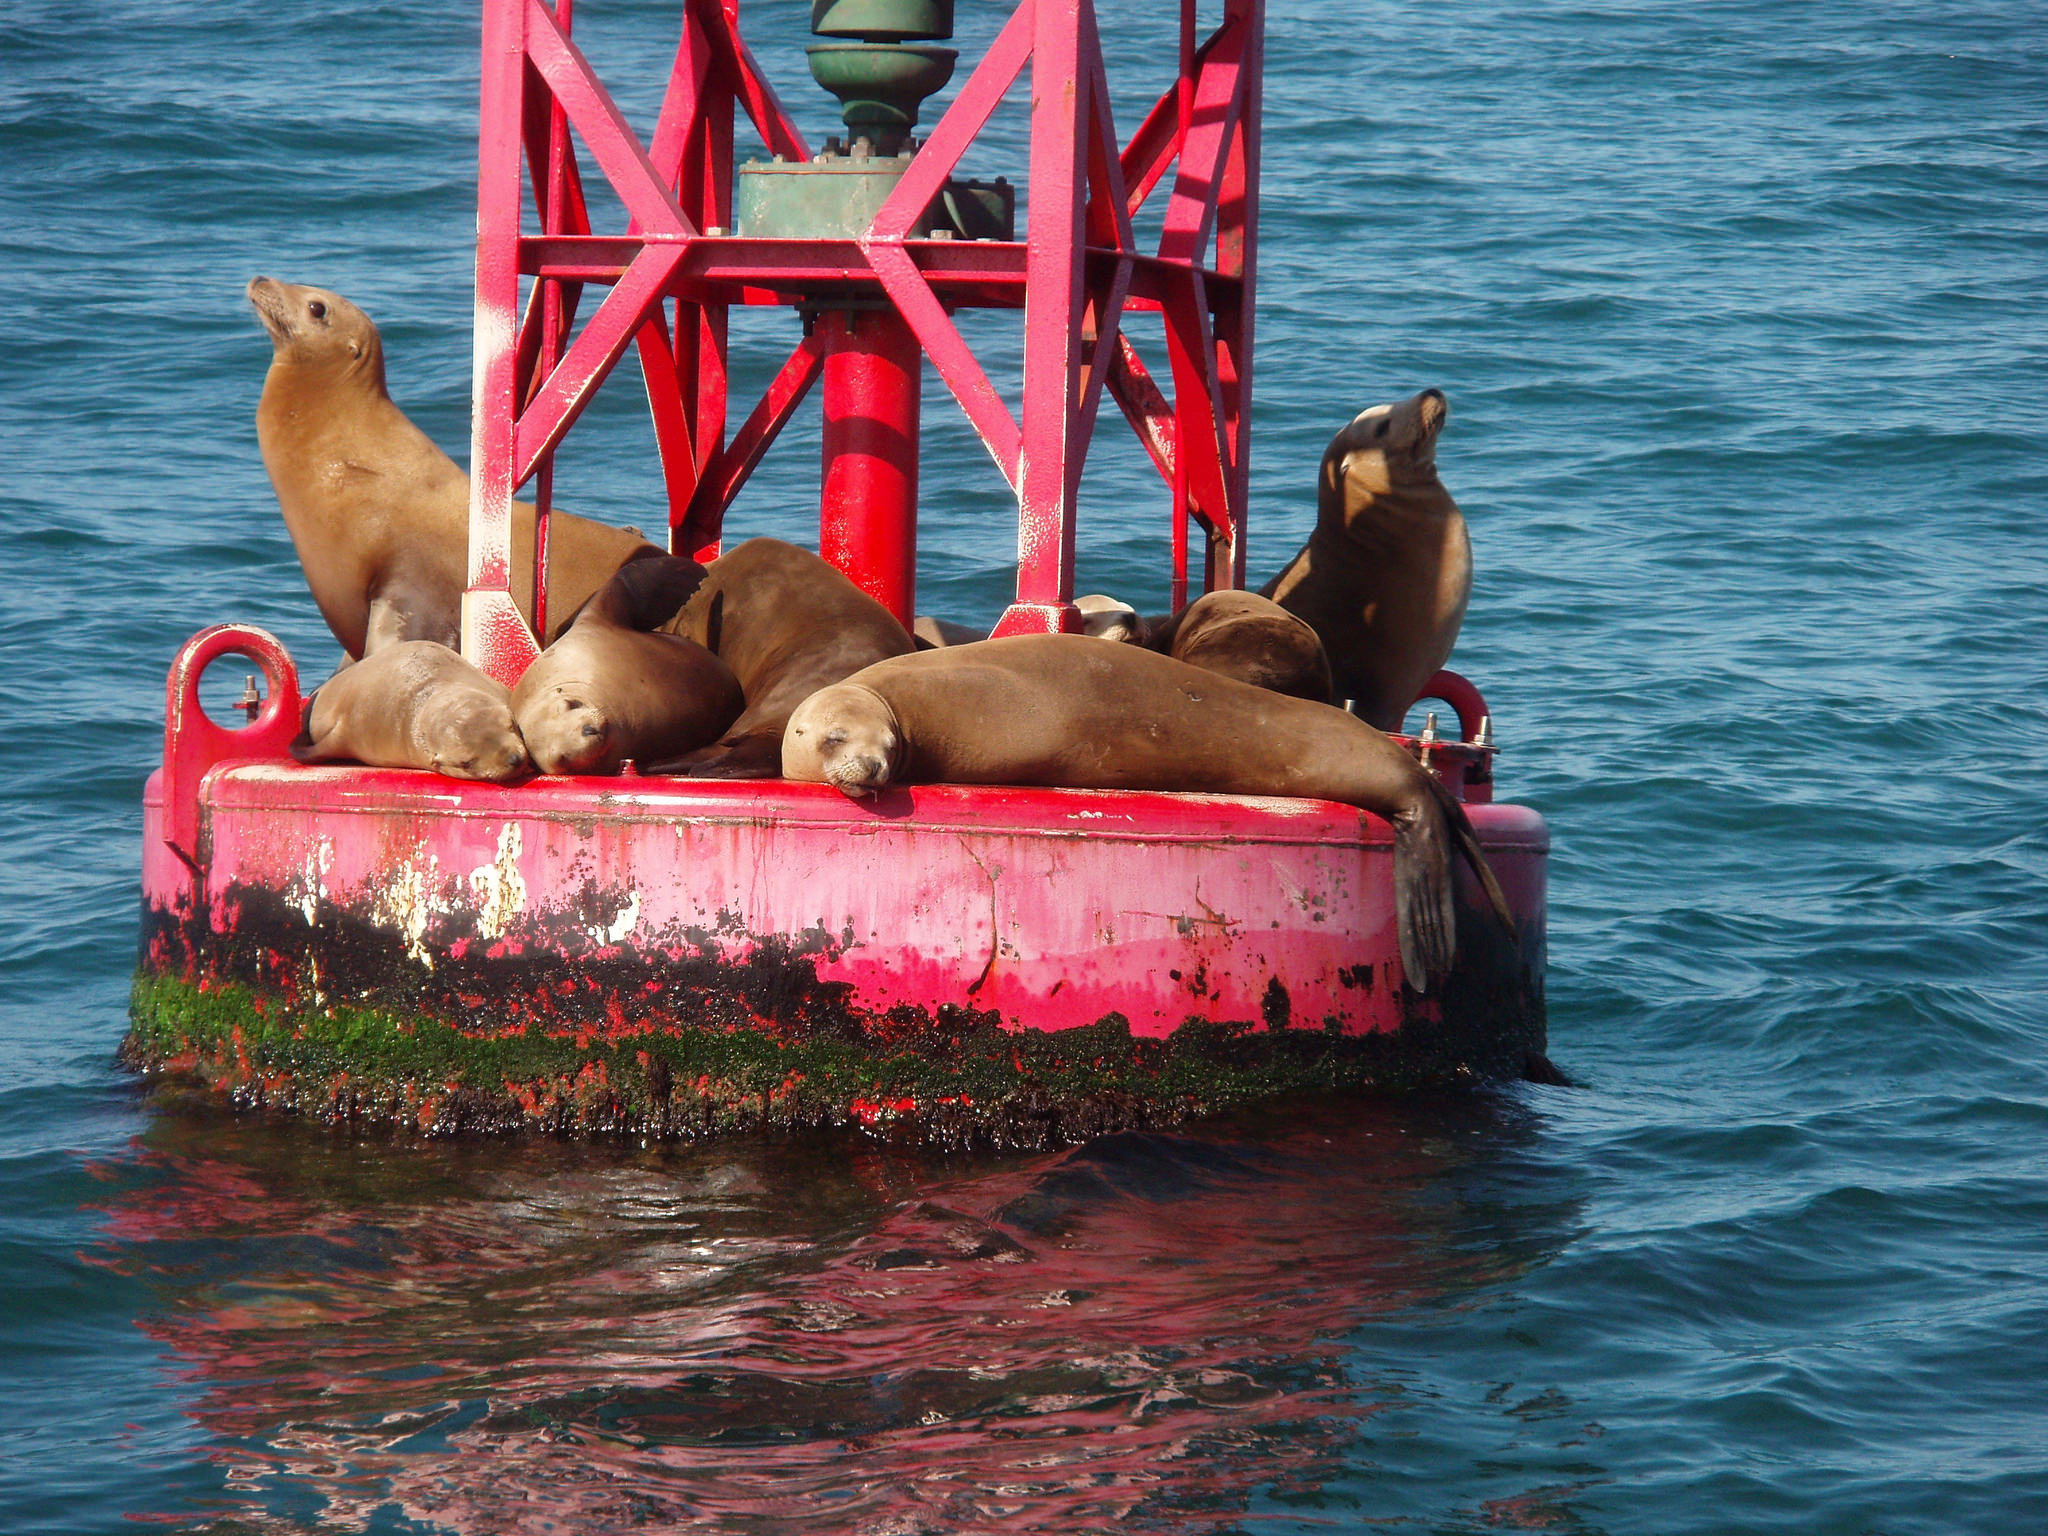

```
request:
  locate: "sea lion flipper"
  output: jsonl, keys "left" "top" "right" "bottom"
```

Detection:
{"left": 579, "top": 555, "right": 708, "bottom": 633}
{"left": 1389, "top": 798, "right": 1458, "bottom": 993}
{"left": 643, "top": 732, "right": 784, "bottom": 779}
{"left": 288, "top": 692, "right": 327, "bottom": 763}
{"left": 1423, "top": 771, "right": 1517, "bottom": 941}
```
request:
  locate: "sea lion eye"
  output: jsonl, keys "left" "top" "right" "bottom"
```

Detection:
{"left": 308, "top": 300, "right": 327, "bottom": 320}
{"left": 821, "top": 730, "right": 847, "bottom": 749}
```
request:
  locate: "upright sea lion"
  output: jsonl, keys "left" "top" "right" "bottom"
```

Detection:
{"left": 647, "top": 537, "right": 915, "bottom": 778}
{"left": 1261, "top": 389, "right": 1470, "bottom": 730}
{"left": 782, "top": 634, "right": 1511, "bottom": 991}
{"left": 292, "top": 641, "right": 528, "bottom": 782}
{"left": 511, "top": 558, "right": 741, "bottom": 776}
{"left": 248, "top": 277, "right": 660, "bottom": 657}
{"left": 1145, "top": 589, "right": 1334, "bottom": 701}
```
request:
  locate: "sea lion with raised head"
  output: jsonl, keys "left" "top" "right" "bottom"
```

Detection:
{"left": 248, "top": 277, "right": 661, "bottom": 657}
{"left": 646, "top": 537, "right": 915, "bottom": 778}
{"left": 293, "top": 641, "right": 529, "bottom": 782}
{"left": 1145, "top": 588, "right": 1333, "bottom": 701}
{"left": 782, "top": 634, "right": 1511, "bottom": 990}
{"left": 1260, "top": 389, "right": 1469, "bottom": 730}
{"left": 511, "top": 557, "right": 742, "bottom": 776}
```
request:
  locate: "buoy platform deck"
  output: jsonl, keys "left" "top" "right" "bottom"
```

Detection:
{"left": 127, "top": 632, "right": 1548, "bottom": 1148}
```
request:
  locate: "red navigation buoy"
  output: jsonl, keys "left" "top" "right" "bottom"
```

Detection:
{"left": 129, "top": 0, "right": 1548, "bottom": 1146}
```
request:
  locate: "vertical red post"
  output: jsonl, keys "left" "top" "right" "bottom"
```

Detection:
{"left": 1213, "top": 0, "right": 1263, "bottom": 592}
{"left": 989, "top": 0, "right": 1091, "bottom": 638}
{"left": 465, "top": 0, "right": 542, "bottom": 686}
{"left": 818, "top": 309, "right": 921, "bottom": 628}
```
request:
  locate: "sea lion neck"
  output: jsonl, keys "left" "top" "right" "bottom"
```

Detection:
{"left": 255, "top": 350, "right": 449, "bottom": 477}
{"left": 1315, "top": 452, "right": 1455, "bottom": 547}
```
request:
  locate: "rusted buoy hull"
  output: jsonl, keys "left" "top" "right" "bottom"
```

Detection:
{"left": 130, "top": 761, "right": 1547, "bottom": 1148}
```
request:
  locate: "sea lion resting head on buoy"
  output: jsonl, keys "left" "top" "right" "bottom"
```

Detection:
{"left": 512, "top": 557, "right": 742, "bottom": 776}
{"left": 1261, "top": 389, "right": 1469, "bottom": 730}
{"left": 293, "top": 641, "right": 529, "bottom": 782}
{"left": 783, "top": 634, "right": 1510, "bottom": 991}
{"left": 247, "top": 277, "right": 659, "bottom": 658}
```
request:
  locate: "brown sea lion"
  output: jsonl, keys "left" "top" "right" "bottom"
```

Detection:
{"left": 248, "top": 277, "right": 660, "bottom": 658}
{"left": 292, "top": 641, "right": 528, "bottom": 782}
{"left": 1260, "top": 389, "right": 1470, "bottom": 730}
{"left": 1145, "top": 589, "right": 1333, "bottom": 701}
{"left": 646, "top": 537, "right": 916, "bottom": 778}
{"left": 511, "top": 557, "right": 741, "bottom": 776}
{"left": 912, "top": 597, "right": 1138, "bottom": 650}
{"left": 1074, "top": 594, "right": 1145, "bottom": 643}
{"left": 782, "top": 634, "right": 1511, "bottom": 991}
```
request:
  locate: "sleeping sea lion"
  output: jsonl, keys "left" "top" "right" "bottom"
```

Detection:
{"left": 1260, "top": 389, "right": 1469, "bottom": 730}
{"left": 781, "top": 634, "right": 1511, "bottom": 991}
{"left": 511, "top": 557, "right": 741, "bottom": 776}
{"left": 911, "top": 596, "right": 1139, "bottom": 651}
{"left": 292, "top": 641, "right": 528, "bottom": 782}
{"left": 248, "top": 277, "right": 660, "bottom": 657}
{"left": 1145, "top": 588, "right": 1333, "bottom": 701}
{"left": 646, "top": 537, "right": 915, "bottom": 778}
{"left": 1074, "top": 594, "right": 1145, "bottom": 643}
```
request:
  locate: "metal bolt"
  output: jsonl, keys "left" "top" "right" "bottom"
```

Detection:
{"left": 236, "top": 674, "right": 262, "bottom": 721}
{"left": 1420, "top": 711, "right": 1440, "bottom": 745}
{"left": 929, "top": 227, "right": 953, "bottom": 240}
{"left": 1475, "top": 714, "right": 1494, "bottom": 749}
{"left": 704, "top": 224, "right": 728, "bottom": 237}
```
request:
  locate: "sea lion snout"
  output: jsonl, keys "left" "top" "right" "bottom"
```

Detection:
{"left": 824, "top": 752, "right": 889, "bottom": 797}
{"left": 433, "top": 736, "right": 530, "bottom": 783}
{"left": 783, "top": 685, "right": 900, "bottom": 795}
{"left": 246, "top": 276, "right": 291, "bottom": 342}
{"left": 520, "top": 693, "right": 613, "bottom": 777}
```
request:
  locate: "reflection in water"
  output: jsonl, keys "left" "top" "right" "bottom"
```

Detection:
{"left": 91, "top": 1096, "right": 1581, "bottom": 1533}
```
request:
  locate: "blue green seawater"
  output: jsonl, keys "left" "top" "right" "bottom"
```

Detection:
{"left": 3, "top": 1, "right": 2046, "bottom": 1530}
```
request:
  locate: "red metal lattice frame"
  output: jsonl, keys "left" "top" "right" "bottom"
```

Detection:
{"left": 462, "top": 0, "right": 1263, "bottom": 683}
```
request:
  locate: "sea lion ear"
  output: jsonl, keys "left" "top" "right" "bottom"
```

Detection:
{"left": 348, "top": 340, "right": 362, "bottom": 358}
{"left": 1416, "top": 389, "right": 1448, "bottom": 441}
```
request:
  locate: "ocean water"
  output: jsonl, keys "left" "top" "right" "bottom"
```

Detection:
{"left": 3, "top": 0, "right": 2046, "bottom": 1530}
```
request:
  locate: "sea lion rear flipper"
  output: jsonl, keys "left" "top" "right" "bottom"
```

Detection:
{"left": 643, "top": 731, "right": 784, "bottom": 780}
{"left": 580, "top": 555, "right": 709, "bottom": 633}
{"left": 288, "top": 690, "right": 364, "bottom": 765}
{"left": 1422, "top": 771, "right": 1517, "bottom": 940}
{"left": 1389, "top": 801, "right": 1457, "bottom": 993}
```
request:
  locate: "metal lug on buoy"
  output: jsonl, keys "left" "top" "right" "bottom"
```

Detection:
{"left": 236, "top": 674, "right": 262, "bottom": 722}
{"left": 1475, "top": 713, "right": 1495, "bottom": 749}
{"left": 1418, "top": 710, "right": 1439, "bottom": 770}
